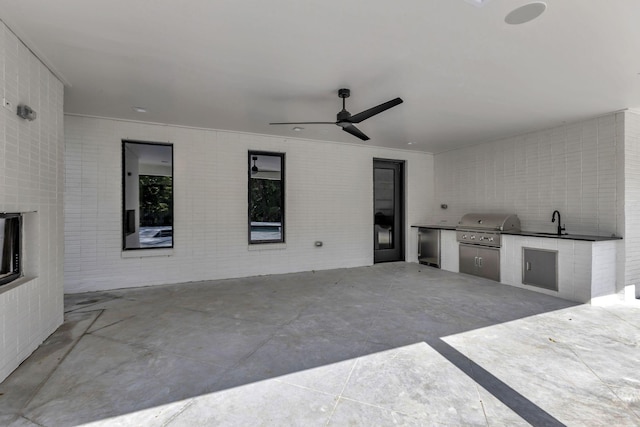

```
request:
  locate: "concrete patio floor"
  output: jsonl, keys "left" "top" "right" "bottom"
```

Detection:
{"left": 1, "top": 262, "right": 639, "bottom": 426}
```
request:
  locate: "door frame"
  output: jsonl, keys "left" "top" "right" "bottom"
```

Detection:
{"left": 373, "top": 158, "right": 405, "bottom": 263}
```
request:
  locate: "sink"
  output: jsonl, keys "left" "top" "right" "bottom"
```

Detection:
{"left": 530, "top": 232, "right": 568, "bottom": 236}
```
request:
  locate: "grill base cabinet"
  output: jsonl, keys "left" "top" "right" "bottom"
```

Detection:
{"left": 459, "top": 244, "right": 500, "bottom": 282}
{"left": 523, "top": 248, "right": 558, "bottom": 291}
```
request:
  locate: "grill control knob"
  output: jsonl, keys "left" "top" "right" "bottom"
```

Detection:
{"left": 470, "top": 235, "right": 475, "bottom": 240}
{"left": 462, "top": 234, "right": 467, "bottom": 239}
{"left": 489, "top": 237, "right": 495, "bottom": 242}
{"left": 479, "top": 236, "right": 485, "bottom": 241}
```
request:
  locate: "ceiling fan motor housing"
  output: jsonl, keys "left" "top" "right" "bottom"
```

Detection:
{"left": 338, "top": 88, "right": 350, "bottom": 98}
{"left": 337, "top": 109, "right": 351, "bottom": 126}
{"left": 337, "top": 88, "right": 351, "bottom": 126}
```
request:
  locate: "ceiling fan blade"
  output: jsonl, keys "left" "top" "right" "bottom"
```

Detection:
{"left": 269, "top": 121, "right": 335, "bottom": 125}
{"left": 342, "top": 124, "right": 370, "bottom": 141}
{"left": 348, "top": 97, "right": 403, "bottom": 123}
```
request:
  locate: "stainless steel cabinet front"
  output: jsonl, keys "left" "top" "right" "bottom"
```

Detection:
{"left": 418, "top": 228, "right": 441, "bottom": 268}
{"left": 477, "top": 246, "right": 500, "bottom": 282}
{"left": 459, "top": 244, "right": 478, "bottom": 276}
{"left": 459, "top": 244, "right": 500, "bottom": 282}
{"left": 523, "top": 248, "right": 558, "bottom": 291}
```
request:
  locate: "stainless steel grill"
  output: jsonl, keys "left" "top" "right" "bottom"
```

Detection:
{"left": 456, "top": 213, "right": 521, "bottom": 248}
{"left": 456, "top": 213, "right": 521, "bottom": 282}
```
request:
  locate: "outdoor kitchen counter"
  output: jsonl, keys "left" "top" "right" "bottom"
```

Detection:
{"left": 411, "top": 224, "right": 622, "bottom": 304}
{"left": 410, "top": 225, "right": 622, "bottom": 241}
{"left": 502, "top": 231, "right": 622, "bottom": 242}
{"left": 411, "top": 224, "right": 457, "bottom": 230}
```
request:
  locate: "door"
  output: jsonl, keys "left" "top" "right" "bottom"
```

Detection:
{"left": 459, "top": 244, "right": 500, "bottom": 281}
{"left": 459, "top": 244, "right": 477, "bottom": 276}
{"left": 477, "top": 246, "right": 500, "bottom": 282}
{"left": 374, "top": 159, "right": 404, "bottom": 263}
{"left": 523, "top": 248, "right": 558, "bottom": 290}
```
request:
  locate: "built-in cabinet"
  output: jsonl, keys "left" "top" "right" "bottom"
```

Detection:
{"left": 428, "top": 226, "right": 620, "bottom": 304}
{"left": 522, "top": 248, "right": 558, "bottom": 291}
{"left": 459, "top": 244, "right": 500, "bottom": 282}
{"left": 501, "top": 235, "right": 619, "bottom": 303}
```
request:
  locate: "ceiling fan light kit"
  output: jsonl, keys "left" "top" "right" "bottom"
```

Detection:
{"left": 269, "top": 88, "right": 403, "bottom": 141}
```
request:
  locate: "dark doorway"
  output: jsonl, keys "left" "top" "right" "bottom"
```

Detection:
{"left": 373, "top": 159, "right": 404, "bottom": 263}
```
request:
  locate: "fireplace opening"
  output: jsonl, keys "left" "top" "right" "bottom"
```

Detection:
{"left": 0, "top": 213, "right": 21, "bottom": 287}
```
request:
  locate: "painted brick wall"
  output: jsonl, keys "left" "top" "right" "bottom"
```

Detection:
{"left": 433, "top": 113, "right": 623, "bottom": 237}
{"left": 0, "top": 22, "right": 64, "bottom": 382}
{"left": 501, "top": 236, "right": 594, "bottom": 303}
{"left": 64, "top": 115, "right": 434, "bottom": 293}
{"left": 623, "top": 110, "right": 640, "bottom": 297}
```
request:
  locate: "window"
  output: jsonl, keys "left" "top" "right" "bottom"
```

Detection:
{"left": 0, "top": 213, "right": 21, "bottom": 286}
{"left": 249, "top": 151, "right": 285, "bottom": 244}
{"left": 123, "top": 141, "right": 174, "bottom": 250}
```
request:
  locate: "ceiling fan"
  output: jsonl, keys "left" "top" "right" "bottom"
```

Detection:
{"left": 269, "top": 88, "right": 403, "bottom": 141}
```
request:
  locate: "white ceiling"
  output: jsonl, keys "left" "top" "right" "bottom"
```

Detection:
{"left": 2, "top": 0, "right": 640, "bottom": 153}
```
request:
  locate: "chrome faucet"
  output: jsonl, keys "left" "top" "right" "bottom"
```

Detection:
{"left": 551, "top": 210, "right": 565, "bottom": 235}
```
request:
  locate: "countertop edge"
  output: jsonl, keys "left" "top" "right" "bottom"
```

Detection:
{"left": 411, "top": 224, "right": 457, "bottom": 231}
{"left": 502, "top": 231, "right": 622, "bottom": 242}
{"left": 410, "top": 225, "right": 622, "bottom": 241}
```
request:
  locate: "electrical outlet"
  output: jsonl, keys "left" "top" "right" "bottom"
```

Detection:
{"left": 2, "top": 97, "right": 13, "bottom": 111}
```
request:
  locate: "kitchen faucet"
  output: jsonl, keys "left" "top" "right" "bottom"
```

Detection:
{"left": 551, "top": 210, "right": 565, "bottom": 235}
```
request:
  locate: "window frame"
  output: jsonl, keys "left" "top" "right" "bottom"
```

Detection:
{"left": 122, "top": 140, "right": 174, "bottom": 251}
{"left": 248, "top": 151, "right": 285, "bottom": 245}
{"left": 0, "top": 213, "right": 22, "bottom": 287}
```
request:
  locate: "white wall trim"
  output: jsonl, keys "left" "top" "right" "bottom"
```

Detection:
{"left": 63, "top": 113, "right": 433, "bottom": 156}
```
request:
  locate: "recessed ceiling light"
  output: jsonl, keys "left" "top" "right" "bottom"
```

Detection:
{"left": 292, "top": 127, "right": 304, "bottom": 131}
{"left": 407, "top": 142, "right": 415, "bottom": 145}
{"left": 132, "top": 106, "right": 147, "bottom": 113}
{"left": 505, "top": 2, "right": 547, "bottom": 25}
{"left": 465, "top": 0, "right": 490, "bottom": 7}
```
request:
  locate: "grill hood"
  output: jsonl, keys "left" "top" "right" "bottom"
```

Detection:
{"left": 457, "top": 213, "right": 521, "bottom": 232}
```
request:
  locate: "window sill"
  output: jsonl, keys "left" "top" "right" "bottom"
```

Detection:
{"left": 121, "top": 249, "right": 174, "bottom": 258}
{"left": 248, "top": 243, "right": 287, "bottom": 251}
{"left": 0, "top": 276, "right": 37, "bottom": 296}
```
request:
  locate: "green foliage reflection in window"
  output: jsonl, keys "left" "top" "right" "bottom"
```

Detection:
{"left": 140, "top": 175, "right": 173, "bottom": 227}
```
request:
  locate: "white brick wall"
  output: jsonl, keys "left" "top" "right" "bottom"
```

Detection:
{"left": 591, "top": 241, "right": 617, "bottom": 299}
{"left": 64, "top": 115, "right": 434, "bottom": 293}
{"left": 623, "top": 110, "right": 640, "bottom": 298}
{"left": 0, "top": 22, "right": 64, "bottom": 382}
{"left": 501, "top": 236, "right": 594, "bottom": 303}
{"left": 440, "top": 230, "right": 459, "bottom": 272}
{"left": 433, "top": 114, "right": 623, "bottom": 236}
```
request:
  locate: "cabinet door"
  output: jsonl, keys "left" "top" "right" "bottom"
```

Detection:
{"left": 523, "top": 248, "right": 557, "bottom": 290}
{"left": 459, "top": 244, "right": 478, "bottom": 276}
{"left": 477, "top": 247, "right": 500, "bottom": 282}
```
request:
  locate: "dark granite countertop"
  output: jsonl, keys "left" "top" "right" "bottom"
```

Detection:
{"left": 411, "top": 224, "right": 457, "bottom": 230}
{"left": 502, "top": 230, "right": 622, "bottom": 242}
{"left": 411, "top": 224, "right": 622, "bottom": 241}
